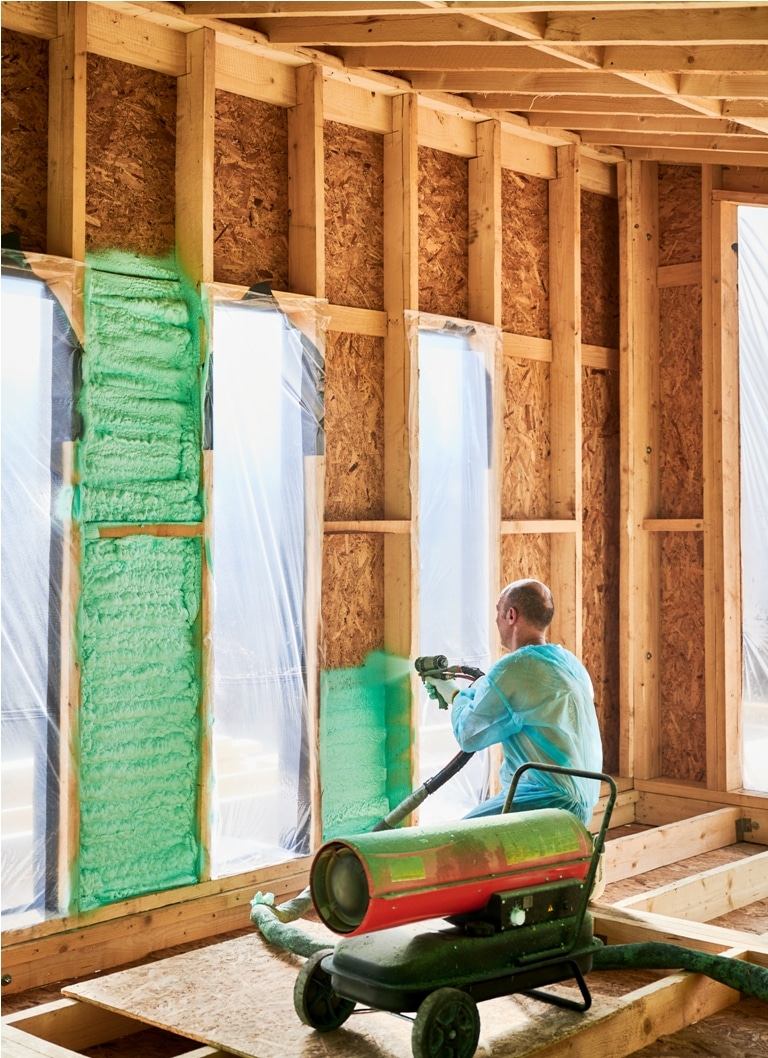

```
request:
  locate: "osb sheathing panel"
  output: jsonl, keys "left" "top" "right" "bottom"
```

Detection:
{"left": 659, "top": 532, "right": 706, "bottom": 783}
{"left": 86, "top": 55, "right": 176, "bottom": 258}
{"left": 501, "top": 534, "right": 551, "bottom": 591}
{"left": 322, "top": 533, "right": 384, "bottom": 669}
{"left": 580, "top": 190, "right": 620, "bottom": 350}
{"left": 418, "top": 146, "right": 468, "bottom": 319}
{"left": 502, "top": 356, "right": 551, "bottom": 520}
{"left": 658, "top": 164, "right": 702, "bottom": 268}
{"left": 1, "top": 30, "right": 48, "bottom": 254}
{"left": 213, "top": 91, "right": 288, "bottom": 290}
{"left": 582, "top": 366, "right": 621, "bottom": 775}
{"left": 501, "top": 169, "right": 550, "bottom": 339}
{"left": 324, "top": 331, "right": 385, "bottom": 521}
{"left": 659, "top": 285, "right": 704, "bottom": 519}
{"left": 325, "top": 121, "right": 384, "bottom": 310}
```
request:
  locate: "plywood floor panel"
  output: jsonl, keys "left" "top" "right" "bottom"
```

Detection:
{"left": 58, "top": 924, "right": 681, "bottom": 1058}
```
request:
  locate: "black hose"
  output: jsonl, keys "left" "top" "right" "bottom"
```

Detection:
{"left": 423, "top": 750, "right": 475, "bottom": 794}
{"left": 592, "top": 942, "right": 768, "bottom": 1000}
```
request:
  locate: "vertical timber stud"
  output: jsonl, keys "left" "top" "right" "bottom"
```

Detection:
{"left": 48, "top": 2, "right": 86, "bottom": 260}
{"left": 288, "top": 65, "right": 325, "bottom": 298}
{"left": 176, "top": 26, "right": 215, "bottom": 875}
{"left": 619, "top": 161, "right": 661, "bottom": 781}
{"left": 383, "top": 92, "right": 418, "bottom": 795}
{"left": 468, "top": 118, "right": 503, "bottom": 657}
{"left": 704, "top": 190, "right": 742, "bottom": 792}
{"left": 176, "top": 27, "right": 215, "bottom": 286}
{"left": 468, "top": 120, "right": 501, "bottom": 329}
{"left": 548, "top": 145, "right": 582, "bottom": 655}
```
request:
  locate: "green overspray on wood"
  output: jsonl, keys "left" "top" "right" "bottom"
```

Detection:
{"left": 320, "top": 651, "right": 413, "bottom": 840}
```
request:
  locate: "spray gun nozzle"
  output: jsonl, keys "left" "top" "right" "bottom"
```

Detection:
{"left": 414, "top": 655, "right": 449, "bottom": 675}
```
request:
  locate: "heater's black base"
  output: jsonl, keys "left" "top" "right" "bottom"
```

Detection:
{"left": 322, "top": 914, "right": 598, "bottom": 1014}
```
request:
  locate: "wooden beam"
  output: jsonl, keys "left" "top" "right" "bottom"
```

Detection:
{"left": 47, "top": 2, "right": 87, "bottom": 261}
{"left": 618, "top": 159, "right": 660, "bottom": 781}
{"left": 382, "top": 90, "right": 417, "bottom": 650}
{"left": 417, "top": 103, "right": 477, "bottom": 157}
{"left": 545, "top": 7, "right": 768, "bottom": 45}
{"left": 215, "top": 40, "right": 296, "bottom": 105}
{"left": 643, "top": 518, "right": 704, "bottom": 532}
{"left": 326, "top": 304, "right": 388, "bottom": 336}
{"left": 494, "top": 972, "right": 739, "bottom": 1058}
{"left": 602, "top": 806, "right": 741, "bottom": 883}
{"left": 585, "top": 130, "right": 768, "bottom": 154}
{"left": 288, "top": 63, "right": 324, "bottom": 297}
{"left": 501, "top": 520, "right": 578, "bottom": 535}
{"left": 703, "top": 193, "right": 743, "bottom": 792}
{"left": 1, "top": 857, "right": 311, "bottom": 993}
{"left": 658, "top": 261, "right": 703, "bottom": 287}
{"left": 593, "top": 903, "right": 768, "bottom": 956}
{"left": 0, "top": 0, "right": 58, "bottom": 38}
{"left": 58, "top": 442, "right": 80, "bottom": 916}
{"left": 615, "top": 849, "right": 768, "bottom": 921}
{"left": 548, "top": 144, "right": 582, "bottom": 654}
{"left": 3, "top": 999, "right": 144, "bottom": 1051}
{"left": 468, "top": 119, "right": 502, "bottom": 327}
{"left": 603, "top": 44, "right": 768, "bottom": 73}
{"left": 86, "top": 1, "right": 186, "bottom": 76}
{"left": 324, "top": 520, "right": 410, "bottom": 533}
{"left": 624, "top": 146, "right": 768, "bottom": 167}
{"left": 176, "top": 26, "right": 215, "bottom": 284}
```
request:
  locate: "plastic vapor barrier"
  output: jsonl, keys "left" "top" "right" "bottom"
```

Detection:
{"left": 206, "top": 287, "right": 327, "bottom": 875}
{"left": 1, "top": 254, "right": 81, "bottom": 924}
{"left": 407, "top": 312, "right": 502, "bottom": 822}
{"left": 738, "top": 206, "right": 768, "bottom": 793}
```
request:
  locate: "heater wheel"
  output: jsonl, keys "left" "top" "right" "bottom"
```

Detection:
{"left": 412, "top": 987, "right": 481, "bottom": 1058}
{"left": 294, "top": 949, "right": 355, "bottom": 1032}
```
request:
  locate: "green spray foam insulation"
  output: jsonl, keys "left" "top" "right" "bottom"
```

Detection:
{"left": 77, "top": 253, "right": 203, "bottom": 524}
{"left": 77, "top": 534, "right": 203, "bottom": 910}
{"left": 320, "top": 651, "right": 412, "bottom": 841}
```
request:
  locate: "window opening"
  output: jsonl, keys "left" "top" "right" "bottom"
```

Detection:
{"left": 416, "top": 322, "right": 495, "bottom": 822}
{"left": 738, "top": 205, "right": 768, "bottom": 793}
{"left": 210, "top": 296, "right": 323, "bottom": 875}
{"left": 1, "top": 265, "right": 76, "bottom": 924}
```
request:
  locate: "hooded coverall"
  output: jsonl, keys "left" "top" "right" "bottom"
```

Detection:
{"left": 451, "top": 643, "right": 603, "bottom": 825}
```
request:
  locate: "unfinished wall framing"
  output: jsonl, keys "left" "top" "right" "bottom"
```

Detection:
{"left": 2, "top": 5, "right": 767, "bottom": 1041}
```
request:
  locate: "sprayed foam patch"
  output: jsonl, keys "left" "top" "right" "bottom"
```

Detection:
{"left": 77, "top": 535, "right": 202, "bottom": 909}
{"left": 319, "top": 652, "right": 412, "bottom": 840}
{"left": 77, "top": 259, "right": 203, "bottom": 523}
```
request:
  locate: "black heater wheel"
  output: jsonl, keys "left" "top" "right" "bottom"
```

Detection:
{"left": 293, "top": 949, "right": 355, "bottom": 1031}
{"left": 411, "top": 987, "right": 481, "bottom": 1058}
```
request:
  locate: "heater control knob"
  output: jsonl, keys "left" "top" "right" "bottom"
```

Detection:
{"left": 509, "top": 907, "right": 526, "bottom": 926}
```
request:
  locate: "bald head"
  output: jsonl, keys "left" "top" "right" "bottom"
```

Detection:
{"left": 499, "top": 579, "right": 554, "bottom": 631}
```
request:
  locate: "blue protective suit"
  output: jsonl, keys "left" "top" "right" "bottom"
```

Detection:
{"left": 451, "top": 644, "right": 603, "bottom": 825}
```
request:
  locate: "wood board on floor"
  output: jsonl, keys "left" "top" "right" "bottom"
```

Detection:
{"left": 58, "top": 920, "right": 698, "bottom": 1058}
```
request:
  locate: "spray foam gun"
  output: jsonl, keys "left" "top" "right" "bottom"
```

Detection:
{"left": 414, "top": 654, "right": 485, "bottom": 709}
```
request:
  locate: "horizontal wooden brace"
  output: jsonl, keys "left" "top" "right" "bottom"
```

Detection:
{"left": 642, "top": 518, "right": 704, "bottom": 531}
{"left": 324, "top": 520, "right": 410, "bottom": 533}
{"left": 96, "top": 523, "right": 204, "bottom": 537}
{"left": 501, "top": 519, "right": 578, "bottom": 534}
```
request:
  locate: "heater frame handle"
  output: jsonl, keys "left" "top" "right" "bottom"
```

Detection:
{"left": 503, "top": 763, "right": 617, "bottom": 963}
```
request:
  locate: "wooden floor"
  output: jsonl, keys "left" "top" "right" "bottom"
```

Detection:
{"left": 3, "top": 836, "right": 767, "bottom": 1058}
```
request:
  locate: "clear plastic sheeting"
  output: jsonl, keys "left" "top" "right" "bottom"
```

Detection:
{"left": 408, "top": 312, "right": 501, "bottom": 823}
{"left": 1, "top": 256, "right": 80, "bottom": 926}
{"left": 738, "top": 206, "right": 768, "bottom": 793}
{"left": 208, "top": 290, "right": 326, "bottom": 876}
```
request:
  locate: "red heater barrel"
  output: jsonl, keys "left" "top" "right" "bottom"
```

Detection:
{"left": 310, "top": 808, "right": 594, "bottom": 936}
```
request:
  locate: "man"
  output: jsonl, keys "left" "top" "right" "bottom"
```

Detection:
{"left": 425, "top": 579, "right": 603, "bottom": 825}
